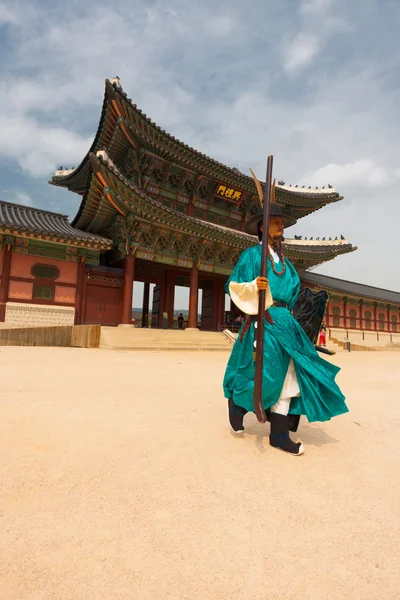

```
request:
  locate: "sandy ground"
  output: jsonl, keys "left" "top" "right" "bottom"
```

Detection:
{"left": 0, "top": 347, "right": 399, "bottom": 600}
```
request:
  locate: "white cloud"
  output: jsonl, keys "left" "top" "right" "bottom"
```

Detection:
{"left": 301, "top": 159, "right": 392, "bottom": 188}
{"left": 0, "top": 4, "right": 21, "bottom": 24}
{"left": 301, "top": 0, "right": 334, "bottom": 15}
{"left": 283, "top": 33, "right": 320, "bottom": 73}
{"left": 0, "top": 114, "right": 92, "bottom": 177}
{"left": 0, "top": 0, "right": 399, "bottom": 292}
{"left": 14, "top": 191, "right": 33, "bottom": 206}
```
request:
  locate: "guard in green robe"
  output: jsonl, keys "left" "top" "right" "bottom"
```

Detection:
{"left": 223, "top": 203, "right": 348, "bottom": 455}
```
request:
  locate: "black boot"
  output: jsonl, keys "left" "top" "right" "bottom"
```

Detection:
{"left": 269, "top": 413, "right": 304, "bottom": 455}
{"left": 228, "top": 398, "right": 247, "bottom": 433}
{"left": 287, "top": 413, "right": 301, "bottom": 433}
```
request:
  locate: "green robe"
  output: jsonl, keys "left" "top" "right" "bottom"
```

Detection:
{"left": 223, "top": 245, "right": 348, "bottom": 422}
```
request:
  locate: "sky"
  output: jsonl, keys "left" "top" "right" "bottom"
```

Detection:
{"left": 0, "top": 0, "right": 399, "bottom": 310}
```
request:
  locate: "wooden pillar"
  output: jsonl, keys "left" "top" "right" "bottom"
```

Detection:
{"left": 359, "top": 300, "right": 363, "bottom": 330}
{"left": 74, "top": 258, "right": 86, "bottom": 325}
{"left": 157, "top": 272, "right": 167, "bottom": 329}
{"left": 343, "top": 297, "right": 347, "bottom": 330}
{"left": 373, "top": 302, "right": 378, "bottom": 332}
{"left": 0, "top": 245, "right": 12, "bottom": 322}
{"left": 387, "top": 305, "right": 391, "bottom": 333}
{"left": 187, "top": 265, "right": 199, "bottom": 329}
{"left": 217, "top": 280, "right": 226, "bottom": 329}
{"left": 165, "top": 271, "right": 176, "bottom": 329}
{"left": 142, "top": 282, "right": 150, "bottom": 327}
{"left": 212, "top": 281, "right": 219, "bottom": 330}
{"left": 121, "top": 254, "right": 135, "bottom": 324}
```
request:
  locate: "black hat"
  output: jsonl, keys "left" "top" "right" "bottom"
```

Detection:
{"left": 245, "top": 203, "right": 297, "bottom": 235}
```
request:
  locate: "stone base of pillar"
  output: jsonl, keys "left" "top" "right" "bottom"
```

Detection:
{"left": 118, "top": 324, "right": 135, "bottom": 328}
{"left": 185, "top": 327, "right": 199, "bottom": 331}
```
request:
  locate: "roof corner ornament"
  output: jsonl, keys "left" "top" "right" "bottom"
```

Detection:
{"left": 110, "top": 76, "right": 121, "bottom": 89}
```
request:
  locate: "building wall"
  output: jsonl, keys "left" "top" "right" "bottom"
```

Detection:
{"left": 306, "top": 283, "right": 400, "bottom": 334}
{"left": 10, "top": 254, "right": 78, "bottom": 284}
{"left": 4, "top": 302, "right": 75, "bottom": 327}
{"left": 7, "top": 254, "right": 78, "bottom": 306}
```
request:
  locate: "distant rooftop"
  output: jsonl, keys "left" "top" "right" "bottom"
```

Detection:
{"left": 302, "top": 271, "right": 400, "bottom": 304}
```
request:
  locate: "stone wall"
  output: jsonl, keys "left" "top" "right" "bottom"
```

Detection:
{"left": 4, "top": 302, "right": 75, "bottom": 327}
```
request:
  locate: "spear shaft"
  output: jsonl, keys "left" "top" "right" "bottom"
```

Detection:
{"left": 253, "top": 155, "right": 274, "bottom": 423}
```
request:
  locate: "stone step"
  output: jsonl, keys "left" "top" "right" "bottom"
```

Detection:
{"left": 99, "top": 326, "right": 232, "bottom": 351}
{"left": 100, "top": 345, "right": 231, "bottom": 351}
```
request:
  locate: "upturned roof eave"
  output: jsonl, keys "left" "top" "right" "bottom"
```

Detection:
{"left": 86, "top": 153, "right": 355, "bottom": 261}
{"left": 49, "top": 79, "right": 343, "bottom": 209}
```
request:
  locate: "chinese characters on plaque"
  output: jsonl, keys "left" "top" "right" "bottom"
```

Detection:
{"left": 215, "top": 184, "right": 242, "bottom": 202}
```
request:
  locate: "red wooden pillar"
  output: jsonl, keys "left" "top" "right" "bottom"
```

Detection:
{"left": 187, "top": 265, "right": 198, "bottom": 329}
{"left": 325, "top": 301, "right": 330, "bottom": 327}
{"left": 359, "top": 300, "right": 363, "bottom": 330}
{"left": 217, "top": 280, "right": 226, "bottom": 329}
{"left": 343, "top": 297, "right": 347, "bottom": 330}
{"left": 387, "top": 305, "right": 391, "bottom": 333}
{"left": 74, "top": 258, "right": 86, "bottom": 325}
{"left": 165, "top": 271, "right": 176, "bottom": 329}
{"left": 212, "top": 280, "right": 219, "bottom": 330}
{"left": 142, "top": 282, "right": 150, "bottom": 327}
{"left": 121, "top": 254, "right": 135, "bottom": 324}
{"left": 0, "top": 245, "right": 12, "bottom": 322}
{"left": 373, "top": 303, "right": 378, "bottom": 331}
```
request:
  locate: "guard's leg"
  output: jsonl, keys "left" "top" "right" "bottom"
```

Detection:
{"left": 228, "top": 398, "right": 247, "bottom": 433}
{"left": 269, "top": 397, "right": 304, "bottom": 455}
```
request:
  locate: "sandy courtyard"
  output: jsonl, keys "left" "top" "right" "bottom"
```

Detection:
{"left": 0, "top": 347, "right": 399, "bottom": 600}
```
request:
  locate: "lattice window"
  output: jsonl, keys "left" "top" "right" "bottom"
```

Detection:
{"left": 378, "top": 312, "right": 385, "bottom": 331}
{"left": 392, "top": 315, "right": 398, "bottom": 333}
{"left": 174, "top": 239, "right": 187, "bottom": 255}
{"left": 140, "top": 231, "right": 154, "bottom": 247}
{"left": 203, "top": 247, "right": 215, "bottom": 262}
{"left": 194, "top": 208, "right": 204, "bottom": 219}
{"left": 32, "top": 264, "right": 59, "bottom": 280}
{"left": 176, "top": 203, "right": 185, "bottom": 213}
{"left": 157, "top": 236, "right": 170, "bottom": 252}
{"left": 33, "top": 285, "right": 53, "bottom": 300}
{"left": 332, "top": 306, "right": 340, "bottom": 327}
{"left": 365, "top": 310, "right": 372, "bottom": 330}
{"left": 349, "top": 308, "right": 357, "bottom": 328}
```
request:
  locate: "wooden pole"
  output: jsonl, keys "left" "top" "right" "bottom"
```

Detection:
{"left": 253, "top": 155, "right": 274, "bottom": 424}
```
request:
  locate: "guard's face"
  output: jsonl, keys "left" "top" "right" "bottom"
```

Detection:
{"left": 260, "top": 217, "right": 284, "bottom": 242}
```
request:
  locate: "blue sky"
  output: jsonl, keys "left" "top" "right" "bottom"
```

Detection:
{"left": 0, "top": 0, "right": 399, "bottom": 304}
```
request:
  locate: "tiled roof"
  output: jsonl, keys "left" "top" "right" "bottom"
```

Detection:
{"left": 302, "top": 272, "right": 400, "bottom": 304}
{"left": 0, "top": 200, "right": 112, "bottom": 248}
{"left": 80, "top": 152, "right": 356, "bottom": 265}
{"left": 49, "top": 78, "right": 343, "bottom": 211}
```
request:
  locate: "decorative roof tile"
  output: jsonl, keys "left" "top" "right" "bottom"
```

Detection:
{"left": 0, "top": 200, "right": 112, "bottom": 248}
{"left": 302, "top": 272, "right": 400, "bottom": 304}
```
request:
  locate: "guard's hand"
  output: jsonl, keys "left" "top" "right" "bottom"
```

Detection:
{"left": 256, "top": 276, "right": 269, "bottom": 290}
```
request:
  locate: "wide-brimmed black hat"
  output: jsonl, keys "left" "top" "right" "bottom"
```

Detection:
{"left": 245, "top": 203, "right": 297, "bottom": 235}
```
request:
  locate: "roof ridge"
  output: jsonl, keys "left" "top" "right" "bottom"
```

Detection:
{"left": 0, "top": 199, "right": 67, "bottom": 219}
{"left": 113, "top": 81, "right": 342, "bottom": 195}
{"left": 91, "top": 152, "right": 355, "bottom": 258}
{"left": 303, "top": 271, "right": 400, "bottom": 295}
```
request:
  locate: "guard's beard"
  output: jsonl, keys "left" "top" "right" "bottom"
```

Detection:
{"left": 269, "top": 233, "right": 284, "bottom": 246}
